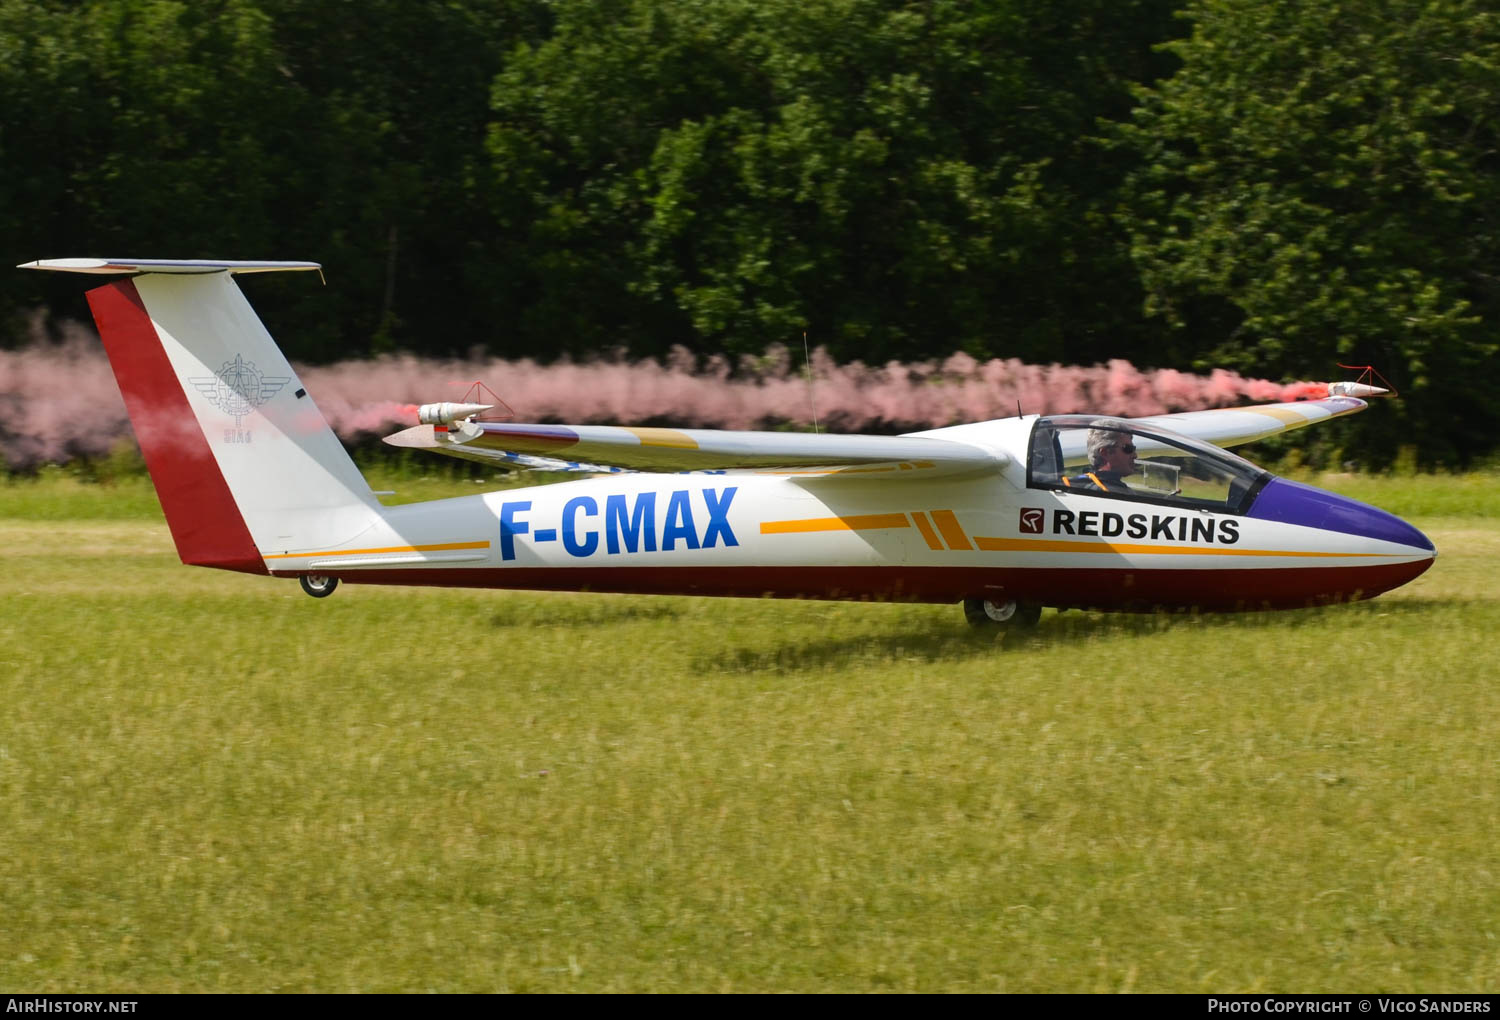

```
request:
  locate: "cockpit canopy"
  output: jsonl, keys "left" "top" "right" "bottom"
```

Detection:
{"left": 1027, "top": 415, "right": 1271, "bottom": 515}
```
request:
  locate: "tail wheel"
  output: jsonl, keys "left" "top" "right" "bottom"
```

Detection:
{"left": 299, "top": 574, "right": 339, "bottom": 598}
{"left": 963, "top": 597, "right": 1041, "bottom": 630}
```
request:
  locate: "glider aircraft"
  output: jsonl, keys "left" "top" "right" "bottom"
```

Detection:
{"left": 23, "top": 258, "right": 1435, "bottom": 630}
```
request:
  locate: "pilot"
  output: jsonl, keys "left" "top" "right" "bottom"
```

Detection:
{"left": 1066, "top": 426, "right": 1137, "bottom": 493}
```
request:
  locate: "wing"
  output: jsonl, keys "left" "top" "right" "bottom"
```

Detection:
{"left": 382, "top": 392, "right": 1365, "bottom": 476}
{"left": 383, "top": 421, "right": 1005, "bottom": 479}
{"left": 1128, "top": 396, "right": 1369, "bottom": 449}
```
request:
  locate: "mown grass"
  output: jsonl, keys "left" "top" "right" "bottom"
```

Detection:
{"left": 1, "top": 472, "right": 1496, "bottom": 992}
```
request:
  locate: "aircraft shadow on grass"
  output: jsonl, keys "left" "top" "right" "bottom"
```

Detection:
{"left": 693, "top": 624, "right": 1016, "bottom": 674}
{"left": 487, "top": 600, "right": 686, "bottom": 629}
{"left": 692, "top": 598, "right": 1460, "bottom": 674}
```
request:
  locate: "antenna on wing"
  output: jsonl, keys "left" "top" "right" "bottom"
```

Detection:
{"left": 449, "top": 379, "right": 515, "bottom": 421}
{"left": 802, "top": 331, "right": 821, "bottom": 435}
{"left": 1337, "top": 364, "right": 1398, "bottom": 398}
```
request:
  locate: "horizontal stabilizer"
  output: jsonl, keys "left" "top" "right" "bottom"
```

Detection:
{"left": 19, "top": 258, "right": 321, "bottom": 276}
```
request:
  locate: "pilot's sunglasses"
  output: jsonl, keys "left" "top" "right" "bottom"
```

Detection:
{"left": 1116, "top": 444, "right": 1136, "bottom": 454}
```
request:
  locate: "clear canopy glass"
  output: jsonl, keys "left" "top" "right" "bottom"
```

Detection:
{"left": 1027, "top": 415, "right": 1270, "bottom": 514}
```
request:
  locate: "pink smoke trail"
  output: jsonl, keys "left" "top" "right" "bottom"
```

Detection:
{"left": 0, "top": 320, "right": 1331, "bottom": 470}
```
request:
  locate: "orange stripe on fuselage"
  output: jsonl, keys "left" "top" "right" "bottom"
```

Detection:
{"left": 911, "top": 512, "right": 944, "bottom": 550}
{"left": 928, "top": 509, "right": 973, "bottom": 550}
{"left": 760, "top": 513, "right": 911, "bottom": 534}
{"left": 971, "top": 536, "right": 1402, "bottom": 558}
{"left": 264, "top": 540, "right": 491, "bottom": 561}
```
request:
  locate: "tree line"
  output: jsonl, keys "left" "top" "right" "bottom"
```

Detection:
{"left": 4, "top": 0, "right": 1496, "bottom": 464}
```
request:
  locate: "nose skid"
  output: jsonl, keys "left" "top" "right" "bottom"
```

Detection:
{"left": 1246, "top": 478, "right": 1435, "bottom": 554}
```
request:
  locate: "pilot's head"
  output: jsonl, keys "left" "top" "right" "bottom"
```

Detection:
{"left": 1087, "top": 423, "right": 1136, "bottom": 474}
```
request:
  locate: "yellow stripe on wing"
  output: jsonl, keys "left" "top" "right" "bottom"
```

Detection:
{"left": 620, "top": 427, "right": 699, "bottom": 449}
{"left": 1194, "top": 405, "right": 1312, "bottom": 426}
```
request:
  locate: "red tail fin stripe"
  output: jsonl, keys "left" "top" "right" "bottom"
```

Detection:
{"left": 87, "top": 279, "right": 267, "bottom": 575}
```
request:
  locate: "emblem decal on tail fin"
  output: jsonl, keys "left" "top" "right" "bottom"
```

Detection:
{"left": 189, "top": 354, "right": 289, "bottom": 426}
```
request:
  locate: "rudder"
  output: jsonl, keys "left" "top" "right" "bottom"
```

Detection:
{"left": 25, "top": 259, "right": 385, "bottom": 572}
{"left": 88, "top": 277, "right": 269, "bottom": 572}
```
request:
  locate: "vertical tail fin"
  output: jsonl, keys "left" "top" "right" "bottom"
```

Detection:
{"left": 22, "top": 259, "right": 383, "bottom": 572}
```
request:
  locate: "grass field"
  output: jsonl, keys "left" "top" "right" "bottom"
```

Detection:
{"left": 2, "top": 468, "right": 1497, "bottom": 992}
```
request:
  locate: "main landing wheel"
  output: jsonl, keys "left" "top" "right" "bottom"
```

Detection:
{"left": 963, "top": 597, "right": 1041, "bottom": 631}
{"left": 299, "top": 574, "right": 339, "bottom": 599}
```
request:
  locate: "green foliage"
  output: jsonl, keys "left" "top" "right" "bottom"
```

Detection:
{"left": 2, "top": 0, "right": 552, "bottom": 358}
{"left": 1118, "top": 0, "right": 1500, "bottom": 464}
{"left": 4, "top": 0, "right": 1500, "bottom": 462}
{"left": 488, "top": 0, "right": 1181, "bottom": 364}
{"left": 3, "top": 1, "right": 290, "bottom": 280}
